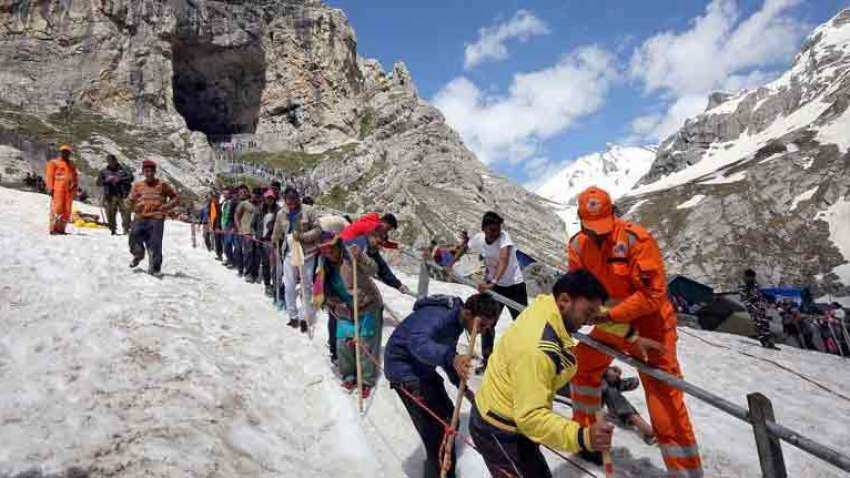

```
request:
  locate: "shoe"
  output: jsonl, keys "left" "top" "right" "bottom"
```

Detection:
{"left": 129, "top": 256, "right": 143, "bottom": 268}
{"left": 110, "top": 230, "right": 116, "bottom": 236}
{"left": 341, "top": 379, "right": 356, "bottom": 393}
{"left": 361, "top": 386, "right": 372, "bottom": 400}
{"left": 299, "top": 320, "right": 309, "bottom": 333}
{"left": 578, "top": 450, "right": 603, "bottom": 466}
{"left": 287, "top": 319, "right": 299, "bottom": 329}
{"left": 643, "top": 433, "right": 658, "bottom": 446}
{"left": 237, "top": 271, "right": 244, "bottom": 277}
{"left": 215, "top": 256, "right": 223, "bottom": 261}
{"left": 264, "top": 285, "right": 274, "bottom": 297}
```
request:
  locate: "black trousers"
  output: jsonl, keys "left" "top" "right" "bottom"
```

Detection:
{"left": 260, "top": 243, "right": 273, "bottom": 285}
{"left": 242, "top": 237, "right": 259, "bottom": 278}
{"left": 328, "top": 312, "right": 338, "bottom": 361}
{"left": 482, "top": 282, "right": 528, "bottom": 364}
{"left": 392, "top": 376, "right": 456, "bottom": 478}
{"left": 129, "top": 219, "right": 165, "bottom": 273}
{"left": 469, "top": 403, "right": 551, "bottom": 478}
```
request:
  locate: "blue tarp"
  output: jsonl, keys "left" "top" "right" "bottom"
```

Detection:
{"left": 761, "top": 287, "right": 814, "bottom": 311}
{"left": 516, "top": 249, "right": 537, "bottom": 270}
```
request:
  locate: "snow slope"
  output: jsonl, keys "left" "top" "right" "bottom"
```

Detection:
{"left": 2, "top": 186, "right": 850, "bottom": 477}
{"left": 535, "top": 145, "right": 656, "bottom": 236}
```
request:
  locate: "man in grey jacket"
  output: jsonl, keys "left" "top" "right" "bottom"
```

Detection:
{"left": 271, "top": 187, "right": 322, "bottom": 332}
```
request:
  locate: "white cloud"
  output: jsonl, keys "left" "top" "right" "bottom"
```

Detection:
{"left": 464, "top": 10, "right": 550, "bottom": 69}
{"left": 628, "top": 0, "right": 808, "bottom": 141}
{"left": 435, "top": 46, "right": 617, "bottom": 166}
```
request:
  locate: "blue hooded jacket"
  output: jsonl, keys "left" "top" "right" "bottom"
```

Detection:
{"left": 384, "top": 295, "right": 465, "bottom": 386}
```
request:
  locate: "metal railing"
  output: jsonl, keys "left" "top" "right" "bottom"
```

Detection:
{"left": 408, "top": 251, "right": 850, "bottom": 477}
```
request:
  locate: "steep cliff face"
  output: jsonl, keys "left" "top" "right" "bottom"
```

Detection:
{"left": 0, "top": 0, "right": 563, "bottom": 261}
{"left": 621, "top": 9, "right": 850, "bottom": 296}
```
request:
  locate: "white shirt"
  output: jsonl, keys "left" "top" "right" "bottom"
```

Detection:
{"left": 467, "top": 231, "right": 524, "bottom": 287}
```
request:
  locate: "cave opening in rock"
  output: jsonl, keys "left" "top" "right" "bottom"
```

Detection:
{"left": 172, "top": 41, "right": 266, "bottom": 139}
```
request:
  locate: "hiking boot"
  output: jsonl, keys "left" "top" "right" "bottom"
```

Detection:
{"left": 341, "top": 379, "right": 356, "bottom": 393}
{"left": 299, "top": 320, "right": 309, "bottom": 334}
{"left": 287, "top": 319, "right": 300, "bottom": 329}
{"left": 578, "top": 450, "right": 603, "bottom": 466}
{"left": 129, "top": 256, "right": 143, "bottom": 268}
{"left": 215, "top": 255, "right": 223, "bottom": 261}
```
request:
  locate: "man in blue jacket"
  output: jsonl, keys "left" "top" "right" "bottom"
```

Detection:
{"left": 384, "top": 293, "right": 501, "bottom": 478}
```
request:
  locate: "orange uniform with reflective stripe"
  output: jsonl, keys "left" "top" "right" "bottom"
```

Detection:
{"left": 567, "top": 218, "right": 703, "bottom": 477}
{"left": 45, "top": 158, "right": 78, "bottom": 233}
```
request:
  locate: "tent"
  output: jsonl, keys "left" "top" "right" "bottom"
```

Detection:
{"left": 668, "top": 275, "right": 714, "bottom": 306}
{"left": 761, "top": 287, "right": 815, "bottom": 313}
{"left": 696, "top": 295, "right": 755, "bottom": 336}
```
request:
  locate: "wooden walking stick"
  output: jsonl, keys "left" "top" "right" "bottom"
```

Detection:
{"left": 595, "top": 410, "right": 615, "bottom": 478}
{"left": 440, "top": 317, "right": 480, "bottom": 477}
{"left": 351, "top": 247, "right": 364, "bottom": 413}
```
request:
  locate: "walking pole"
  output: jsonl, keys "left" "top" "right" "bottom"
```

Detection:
{"left": 827, "top": 320, "right": 845, "bottom": 358}
{"left": 440, "top": 317, "right": 480, "bottom": 478}
{"left": 595, "top": 410, "right": 615, "bottom": 478}
{"left": 352, "top": 247, "right": 364, "bottom": 413}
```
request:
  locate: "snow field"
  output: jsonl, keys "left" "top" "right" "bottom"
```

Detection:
{"left": 2, "top": 186, "right": 850, "bottom": 477}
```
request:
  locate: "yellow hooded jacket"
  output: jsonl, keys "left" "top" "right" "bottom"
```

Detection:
{"left": 474, "top": 294, "right": 595, "bottom": 453}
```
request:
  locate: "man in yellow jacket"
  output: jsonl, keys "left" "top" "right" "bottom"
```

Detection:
{"left": 470, "top": 270, "right": 616, "bottom": 478}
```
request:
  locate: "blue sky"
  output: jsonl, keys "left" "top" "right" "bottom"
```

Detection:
{"left": 327, "top": 0, "right": 848, "bottom": 185}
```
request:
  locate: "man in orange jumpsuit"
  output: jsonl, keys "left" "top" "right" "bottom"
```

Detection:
{"left": 568, "top": 186, "right": 703, "bottom": 477}
{"left": 45, "top": 144, "right": 79, "bottom": 235}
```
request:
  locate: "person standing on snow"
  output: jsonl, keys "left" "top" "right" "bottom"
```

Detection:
{"left": 271, "top": 187, "right": 322, "bottom": 332}
{"left": 448, "top": 211, "right": 528, "bottom": 374}
{"left": 741, "top": 269, "right": 778, "bottom": 349}
{"left": 96, "top": 154, "right": 134, "bottom": 235}
{"left": 314, "top": 235, "right": 383, "bottom": 398}
{"left": 233, "top": 185, "right": 253, "bottom": 277}
{"left": 470, "top": 270, "right": 615, "bottom": 478}
{"left": 220, "top": 188, "right": 238, "bottom": 268}
{"left": 259, "top": 189, "right": 279, "bottom": 297}
{"left": 44, "top": 144, "right": 79, "bottom": 235}
{"left": 384, "top": 293, "right": 501, "bottom": 478}
{"left": 127, "top": 160, "right": 179, "bottom": 275}
{"left": 205, "top": 189, "right": 223, "bottom": 261}
{"left": 567, "top": 186, "right": 703, "bottom": 476}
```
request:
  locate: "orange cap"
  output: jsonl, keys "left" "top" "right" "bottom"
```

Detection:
{"left": 59, "top": 144, "right": 73, "bottom": 152}
{"left": 577, "top": 186, "right": 614, "bottom": 234}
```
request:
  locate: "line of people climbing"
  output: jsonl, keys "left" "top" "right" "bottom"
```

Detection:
{"left": 196, "top": 183, "right": 705, "bottom": 477}
{"left": 43, "top": 144, "right": 704, "bottom": 477}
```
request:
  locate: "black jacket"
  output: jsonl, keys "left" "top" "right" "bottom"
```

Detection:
{"left": 97, "top": 165, "right": 134, "bottom": 198}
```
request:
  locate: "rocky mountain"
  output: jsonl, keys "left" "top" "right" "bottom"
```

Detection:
{"left": 0, "top": 0, "right": 564, "bottom": 262}
{"left": 534, "top": 144, "right": 656, "bottom": 236}
{"left": 621, "top": 9, "right": 850, "bottom": 298}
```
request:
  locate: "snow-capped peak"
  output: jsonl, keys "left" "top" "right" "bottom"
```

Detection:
{"left": 534, "top": 145, "right": 656, "bottom": 235}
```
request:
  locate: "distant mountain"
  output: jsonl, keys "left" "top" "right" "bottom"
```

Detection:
{"left": 621, "top": 9, "right": 850, "bottom": 298}
{"left": 534, "top": 145, "right": 656, "bottom": 235}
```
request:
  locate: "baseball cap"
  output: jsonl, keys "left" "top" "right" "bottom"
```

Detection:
{"left": 577, "top": 186, "right": 614, "bottom": 235}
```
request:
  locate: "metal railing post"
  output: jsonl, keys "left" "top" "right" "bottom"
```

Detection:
{"left": 417, "top": 260, "right": 430, "bottom": 299}
{"left": 748, "top": 393, "right": 788, "bottom": 478}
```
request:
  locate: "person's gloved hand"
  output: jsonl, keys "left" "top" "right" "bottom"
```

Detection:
{"left": 398, "top": 284, "right": 412, "bottom": 295}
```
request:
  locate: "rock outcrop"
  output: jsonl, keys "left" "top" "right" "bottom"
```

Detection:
{"left": 622, "top": 9, "right": 850, "bottom": 296}
{"left": 0, "top": 0, "right": 564, "bottom": 262}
